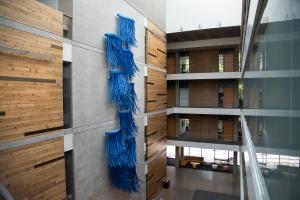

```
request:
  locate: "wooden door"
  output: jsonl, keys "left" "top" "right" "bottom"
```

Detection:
{"left": 223, "top": 120, "right": 233, "bottom": 141}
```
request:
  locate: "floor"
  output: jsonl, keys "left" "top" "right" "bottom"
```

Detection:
{"left": 154, "top": 166, "right": 240, "bottom": 200}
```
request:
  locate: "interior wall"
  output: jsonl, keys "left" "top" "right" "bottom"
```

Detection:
{"left": 125, "top": 0, "right": 166, "bottom": 31}
{"left": 189, "top": 115, "right": 219, "bottom": 139}
{"left": 189, "top": 80, "right": 219, "bottom": 107}
{"left": 71, "top": 0, "right": 155, "bottom": 199}
{"left": 189, "top": 49, "right": 219, "bottom": 73}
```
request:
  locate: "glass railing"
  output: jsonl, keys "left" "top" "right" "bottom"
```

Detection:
{"left": 167, "top": 62, "right": 239, "bottom": 74}
{"left": 168, "top": 97, "right": 240, "bottom": 108}
{"left": 167, "top": 132, "right": 242, "bottom": 144}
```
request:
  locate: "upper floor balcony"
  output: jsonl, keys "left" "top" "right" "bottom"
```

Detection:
{"left": 167, "top": 47, "right": 241, "bottom": 81}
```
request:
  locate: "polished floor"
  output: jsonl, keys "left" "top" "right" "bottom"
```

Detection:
{"left": 154, "top": 166, "right": 240, "bottom": 200}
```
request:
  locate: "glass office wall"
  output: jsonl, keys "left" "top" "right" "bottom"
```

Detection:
{"left": 243, "top": 0, "right": 300, "bottom": 199}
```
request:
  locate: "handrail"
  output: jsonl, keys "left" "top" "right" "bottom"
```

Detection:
{"left": 0, "top": 182, "right": 15, "bottom": 200}
{"left": 241, "top": 112, "right": 270, "bottom": 200}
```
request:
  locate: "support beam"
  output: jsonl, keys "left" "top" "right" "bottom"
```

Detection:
{"left": 168, "top": 37, "right": 240, "bottom": 50}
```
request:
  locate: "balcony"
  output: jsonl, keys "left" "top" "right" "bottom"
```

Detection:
{"left": 168, "top": 132, "right": 241, "bottom": 145}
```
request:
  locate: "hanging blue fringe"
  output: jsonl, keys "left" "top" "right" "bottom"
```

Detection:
{"left": 128, "top": 82, "right": 138, "bottom": 113}
{"left": 117, "top": 14, "right": 136, "bottom": 47}
{"left": 105, "top": 129, "right": 127, "bottom": 167}
{"left": 119, "top": 110, "right": 137, "bottom": 137}
{"left": 109, "top": 70, "right": 129, "bottom": 108}
{"left": 118, "top": 49, "right": 139, "bottom": 80}
{"left": 124, "top": 137, "right": 137, "bottom": 167}
{"left": 109, "top": 166, "right": 140, "bottom": 193}
{"left": 105, "top": 33, "right": 122, "bottom": 69}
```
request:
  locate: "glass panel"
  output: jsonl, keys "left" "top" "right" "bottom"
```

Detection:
{"left": 180, "top": 56, "right": 189, "bottom": 73}
{"left": 167, "top": 145, "right": 175, "bottom": 158}
{"left": 202, "top": 148, "right": 214, "bottom": 163}
{"left": 243, "top": 0, "right": 300, "bottom": 199}
{"left": 190, "top": 147, "right": 201, "bottom": 157}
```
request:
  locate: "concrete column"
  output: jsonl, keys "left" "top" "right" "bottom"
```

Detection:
{"left": 175, "top": 146, "right": 184, "bottom": 168}
{"left": 233, "top": 151, "right": 238, "bottom": 175}
{"left": 175, "top": 51, "right": 180, "bottom": 73}
{"left": 175, "top": 81, "right": 180, "bottom": 106}
{"left": 175, "top": 115, "right": 181, "bottom": 137}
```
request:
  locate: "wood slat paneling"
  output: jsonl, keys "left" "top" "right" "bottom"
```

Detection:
{"left": 167, "top": 81, "right": 176, "bottom": 107}
{"left": 0, "top": 0, "right": 63, "bottom": 35}
{"left": 146, "top": 23, "right": 166, "bottom": 70}
{"left": 189, "top": 115, "right": 219, "bottom": 139}
{"left": 145, "top": 21, "right": 167, "bottom": 200}
{"left": 146, "top": 150, "right": 166, "bottom": 200}
{"left": 167, "top": 115, "right": 176, "bottom": 137}
{"left": 0, "top": 137, "right": 66, "bottom": 200}
{"left": 0, "top": 26, "right": 63, "bottom": 143}
{"left": 189, "top": 80, "right": 219, "bottom": 107}
{"left": 189, "top": 49, "right": 219, "bottom": 73}
{"left": 146, "top": 68, "right": 167, "bottom": 112}
{"left": 146, "top": 113, "right": 167, "bottom": 160}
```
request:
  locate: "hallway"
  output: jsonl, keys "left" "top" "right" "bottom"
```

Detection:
{"left": 155, "top": 166, "right": 240, "bottom": 200}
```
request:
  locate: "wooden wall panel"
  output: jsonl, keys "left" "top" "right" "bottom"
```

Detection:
{"left": 189, "top": 80, "right": 219, "bottom": 107}
{"left": 146, "top": 24, "right": 167, "bottom": 70}
{"left": 0, "top": 26, "right": 63, "bottom": 143}
{"left": 224, "top": 53, "right": 235, "bottom": 72}
{"left": 146, "top": 67, "right": 167, "bottom": 112}
{"left": 189, "top": 49, "right": 219, "bottom": 73}
{"left": 145, "top": 21, "right": 167, "bottom": 200}
{"left": 167, "top": 81, "right": 176, "bottom": 107}
{"left": 224, "top": 119, "right": 234, "bottom": 141}
{"left": 167, "top": 115, "right": 176, "bottom": 137}
{"left": 189, "top": 115, "right": 219, "bottom": 140}
{"left": 167, "top": 54, "right": 176, "bottom": 74}
{"left": 146, "top": 113, "right": 167, "bottom": 160}
{"left": 0, "top": 137, "right": 66, "bottom": 199}
{"left": 146, "top": 150, "right": 166, "bottom": 200}
{"left": 0, "top": 0, "right": 63, "bottom": 35}
{"left": 224, "top": 86, "right": 234, "bottom": 108}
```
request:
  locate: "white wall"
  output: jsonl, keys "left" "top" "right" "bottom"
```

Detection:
{"left": 166, "top": 0, "right": 242, "bottom": 33}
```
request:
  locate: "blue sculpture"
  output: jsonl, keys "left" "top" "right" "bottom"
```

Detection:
{"left": 104, "top": 14, "right": 140, "bottom": 193}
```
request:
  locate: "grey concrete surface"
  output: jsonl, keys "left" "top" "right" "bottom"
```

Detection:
{"left": 155, "top": 166, "right": 240, "bottom": 200}
{"left": 73, "top": 116, "right": 146, "bottom": 200}
{"left": 71, "top": 1, "right": 151, "bottom": 199}
{"left": 125, "top": 0, "right": 166, "bottom": 31}
{"left": 72, "top": 0, "right": 146, "bottom": 63}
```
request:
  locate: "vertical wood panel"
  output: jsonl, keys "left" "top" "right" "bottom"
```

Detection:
{"left": 145, "top": 21, "right": 167, "bottom": 200}
{"left": 146, "top": 113, "right": 167, "bottom": 160}
{"left": 224, "top": 120, "right": 234, "bottom": 141}
{"left": 189, "top": 50, "right": 219, "bottom": 73}
{"left": 224, "top": 53, "right": 235, "bottom": 72}
{"left": 146, "top": 66, "right": 167, "bottom": 112}
{"left": 189, "top": 80, "right": 219, "bottom": 107}
{"left": 189, "top": 115, "right": 218, "bottom": 139}
{"left": 224, "top": 86, "right": 234, "bottom": 108}
{"left": 0, "top": 137, "right": 66, "bottom": 199}
{"left": 167, "top": 54, "right": 176, "bottom": 74}
{"left": 167, "top": 115, "right": 176, "bottom": 137}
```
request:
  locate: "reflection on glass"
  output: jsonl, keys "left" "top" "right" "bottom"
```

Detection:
{"left": 243, "top": 0, "right": 300, "bottom": 199}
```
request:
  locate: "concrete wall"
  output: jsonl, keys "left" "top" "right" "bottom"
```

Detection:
{"left": 70, "top": 0, "right": 162, "bottom": 199}
{"left": 125, "top": 0, "right": 166, "bottom": 31}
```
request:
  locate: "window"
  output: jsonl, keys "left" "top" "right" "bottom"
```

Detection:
{"left": 167, "top": 145, "right": 175, "bottom": 158}
{"left": 218, "top": 53, "right": 224, "bottom": 72}
{"left": 180, "top": 56, "right": 189, "bottom": 73}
